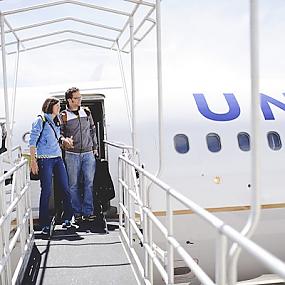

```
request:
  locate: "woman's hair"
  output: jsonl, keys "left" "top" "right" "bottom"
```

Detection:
{"left": 42, "top": 97, "right": 60, "bottom": 114}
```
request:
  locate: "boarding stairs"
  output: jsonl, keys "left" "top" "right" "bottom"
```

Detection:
{"left": 27, "top": 227, "right": 138, "bottom": 285}
{"left": 1, "top": 145, "right": 285, "bottom": 285}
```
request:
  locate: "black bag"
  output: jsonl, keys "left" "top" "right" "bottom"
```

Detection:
{"left": 30, "top": 171, "right": 40, "bottom": 181}
{"left": 93, "top": 159, "right": 115, "bottom": 204}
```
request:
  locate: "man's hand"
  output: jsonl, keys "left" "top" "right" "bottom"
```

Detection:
{"left": 62, "top": 136, "right": 74, "bottom": 149}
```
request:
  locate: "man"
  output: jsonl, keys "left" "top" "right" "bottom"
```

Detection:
{"left": 60, "top": 87, "right": 97, "bottom": 222}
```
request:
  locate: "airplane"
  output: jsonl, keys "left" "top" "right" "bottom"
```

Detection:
{"left": 1, "top": 80, "right": 285, "bottom": 284}
{"left": 1, "top": 1, "right": 285, "bottom": 284}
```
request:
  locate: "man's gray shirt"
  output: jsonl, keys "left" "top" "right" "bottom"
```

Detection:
{"left": 60, "top": 107, "right": 97, "bottom": 153}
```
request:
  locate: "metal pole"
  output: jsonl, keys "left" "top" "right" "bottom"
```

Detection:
{"left": 166, "top": 192, "right": 174, "bottom": 284}
{"left": 228, "top": 1, "right": 260, "bottom": 284}
{"left": 96, "top": 122, "right": 101, "bottom": 159}
{"left": 26, "top": 161, "right": 34, "bottom": 235}
{"left": 128, "top": 165, "right": 133, "bottom": 247}
{"left": 11, "top": 40, "right": 20, "bottom": 134}
{"left": 147, "top": 185, "right": 153, "bottom": 283}
{"left": 0, "top": 13, "right": 12, "bottom": 161}
{"left": 123, "top": 161, "right": 129, "bottom": 235}
{"left": 141, "top": 174, "right": 150, "bottom": 280}
{"left": 156, "top": 0, "right": 163, "bottom": 175}
{"left": 129, "top": 17, "right": 136, "bottom": 157}
{"left": 215, "top": 234, "right": 227, "bottom": 285}
{"left": 116, "top": 41, "right": 132, "bottom": 133}
{"left": 3, "top": 1, "right": 131, "bottom": 17}
{"left": 118, "top": 158, "right": 123, "bottom": 227}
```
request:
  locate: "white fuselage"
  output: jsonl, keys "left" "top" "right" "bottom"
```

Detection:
{"left": 2, "top": 82, "right": 285, "bottom": 283}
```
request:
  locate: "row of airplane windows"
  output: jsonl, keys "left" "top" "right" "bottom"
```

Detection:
{"left": 174, "top": 131, "right": 282, "bottom": 154}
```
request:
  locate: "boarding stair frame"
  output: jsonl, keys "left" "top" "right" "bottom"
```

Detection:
{"left": 0, "top": 147, "right": 34, "bottom": 285}
{"left": 116, "top": 149, "right": 285, "bottom": 285}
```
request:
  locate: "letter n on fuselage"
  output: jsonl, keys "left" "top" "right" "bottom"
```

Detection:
{"left": 260, "top": 94, "right": 285, "bottom": 120}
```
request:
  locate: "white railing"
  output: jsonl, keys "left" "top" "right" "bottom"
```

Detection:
{"left": 118, "top": 153, "right": 285, "bottom": 285}
{"left": 0, "top": 153, "right": 34, "bottom": 285}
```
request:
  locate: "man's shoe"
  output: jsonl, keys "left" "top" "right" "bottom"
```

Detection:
{"left": 83, "top": 215, "right": 96, "bottom": 222}
{"left": 62, "top": 220, "right": 72, "bottom": 228}
{"left": 74, "top": 215, "right": 82, "bottom": 224}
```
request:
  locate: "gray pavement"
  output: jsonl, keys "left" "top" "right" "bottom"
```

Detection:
{"left": 32, "top": 225, "right": 138, "bottom": 285}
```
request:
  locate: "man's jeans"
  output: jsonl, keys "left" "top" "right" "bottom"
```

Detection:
{"left": 65, "top": 151, "right": 96, "bottom": 216}
{"left": 38, "top": 157, "right": 73, "bottom": 227}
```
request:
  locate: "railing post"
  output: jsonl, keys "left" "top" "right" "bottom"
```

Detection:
{"left": 216, "top": 233, "right": 227, "bottom": 285}
{"left": 141, "top": 174, "right": 150, "bottom": 281}
{"left": 124, "top": 160, "right": 130, "bottom": 241}
{"left": 0, "top": 159, "right": 12, "bottom": 283}
{"left": 166, "top": 190, "right": 174, "bottom": 285}
{"left": 15, "top": 170, "right": 25, "bottom": 257}
{"left": 26, "top": 162, "right": 34, "bottom": 235}
{"left": 118, "top": 157, "right": 123, "bottom": 228}
{"left": 147, "top": 183, "right": 153, "bottom": 283}
{"left": 0, "top": 163, "right": 6, "bottom": 283}
{"left": 128, "top": 164, "right": 133, "bottom": 247}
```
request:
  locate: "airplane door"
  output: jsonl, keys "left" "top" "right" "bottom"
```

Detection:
{"left": 82, "top": 99, "right": 106, "bottom": 160}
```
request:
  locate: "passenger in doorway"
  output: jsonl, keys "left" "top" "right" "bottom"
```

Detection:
{"left": 29, "top": 97, "right": 74, "bottom": 235}
{"left": 60, "top": 87, "right": 98, "bottom": 224}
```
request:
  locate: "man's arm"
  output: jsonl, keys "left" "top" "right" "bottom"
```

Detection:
{"left": 87, "top": 111, "right": 98, "bottom": 153}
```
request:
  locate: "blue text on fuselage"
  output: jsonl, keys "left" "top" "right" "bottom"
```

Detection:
{"left": 193, "top": 93, "right": 285, "bottom": 121}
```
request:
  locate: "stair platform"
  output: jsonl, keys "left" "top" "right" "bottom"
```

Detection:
{"left": 23, "top": 223, "right": 139, "bottom": 285}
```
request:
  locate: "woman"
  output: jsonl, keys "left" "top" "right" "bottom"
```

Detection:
{"left": 29, "top": 97, "right": 74, "bottom": 235}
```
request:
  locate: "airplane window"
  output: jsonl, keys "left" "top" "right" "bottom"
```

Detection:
{"left": 174, "top": 134, "right": 189, "bottom": 154}
{"left": 206, "top": 133, "right": 221, "bottom": 152}
{"left": 267, "top": 131, "right": 282, "bottom": 151}
{"left": 238, "top": 132, "right": 250, "bottom": 151}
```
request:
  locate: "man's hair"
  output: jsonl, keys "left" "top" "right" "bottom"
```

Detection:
{"left": 42, "top": 97, "right": 60, "bottom": 114}
{"left": 65, "top": 87, "right": 79, "bottom": 107}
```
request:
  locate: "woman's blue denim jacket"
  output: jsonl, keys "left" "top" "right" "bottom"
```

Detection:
{"left": 29, "top": 113, "right": 62, "bottom": 157}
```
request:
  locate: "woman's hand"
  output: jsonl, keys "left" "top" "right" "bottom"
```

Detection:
{"left": 30, "top": 159, "right": 39, "bottom": 174}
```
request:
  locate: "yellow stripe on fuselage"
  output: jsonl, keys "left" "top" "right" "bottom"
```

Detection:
{"left": 150, "top": 203, "right": 285, "bottom": 217}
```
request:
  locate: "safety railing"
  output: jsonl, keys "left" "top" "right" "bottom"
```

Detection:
{"left": 1, "top": 145, "right": 22, "bottom": 164}
{"left": 118, "top": 153, "right": 285, "bottom": 285}
{"left": 0, "top": 155, "right": 34, "bottom": 285}
{"left": 104, "top": 139, "right": 141, "bottom": 166}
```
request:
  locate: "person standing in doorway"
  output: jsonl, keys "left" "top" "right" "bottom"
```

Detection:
{"left": 60, "top": 87, "right": 97, "bottom": 223}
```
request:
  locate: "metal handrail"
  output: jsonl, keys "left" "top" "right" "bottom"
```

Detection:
{"left": 118, "top": 154, "right": 285, "bottom": 285}
{"left": 0, "top": 145, "right": 22, "bottom": 164}
{"left": 104, "top": 139, "right": 133, "bottom": 150}
{"left": 0, "top": 157, "right": 34, "bottom": 284}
